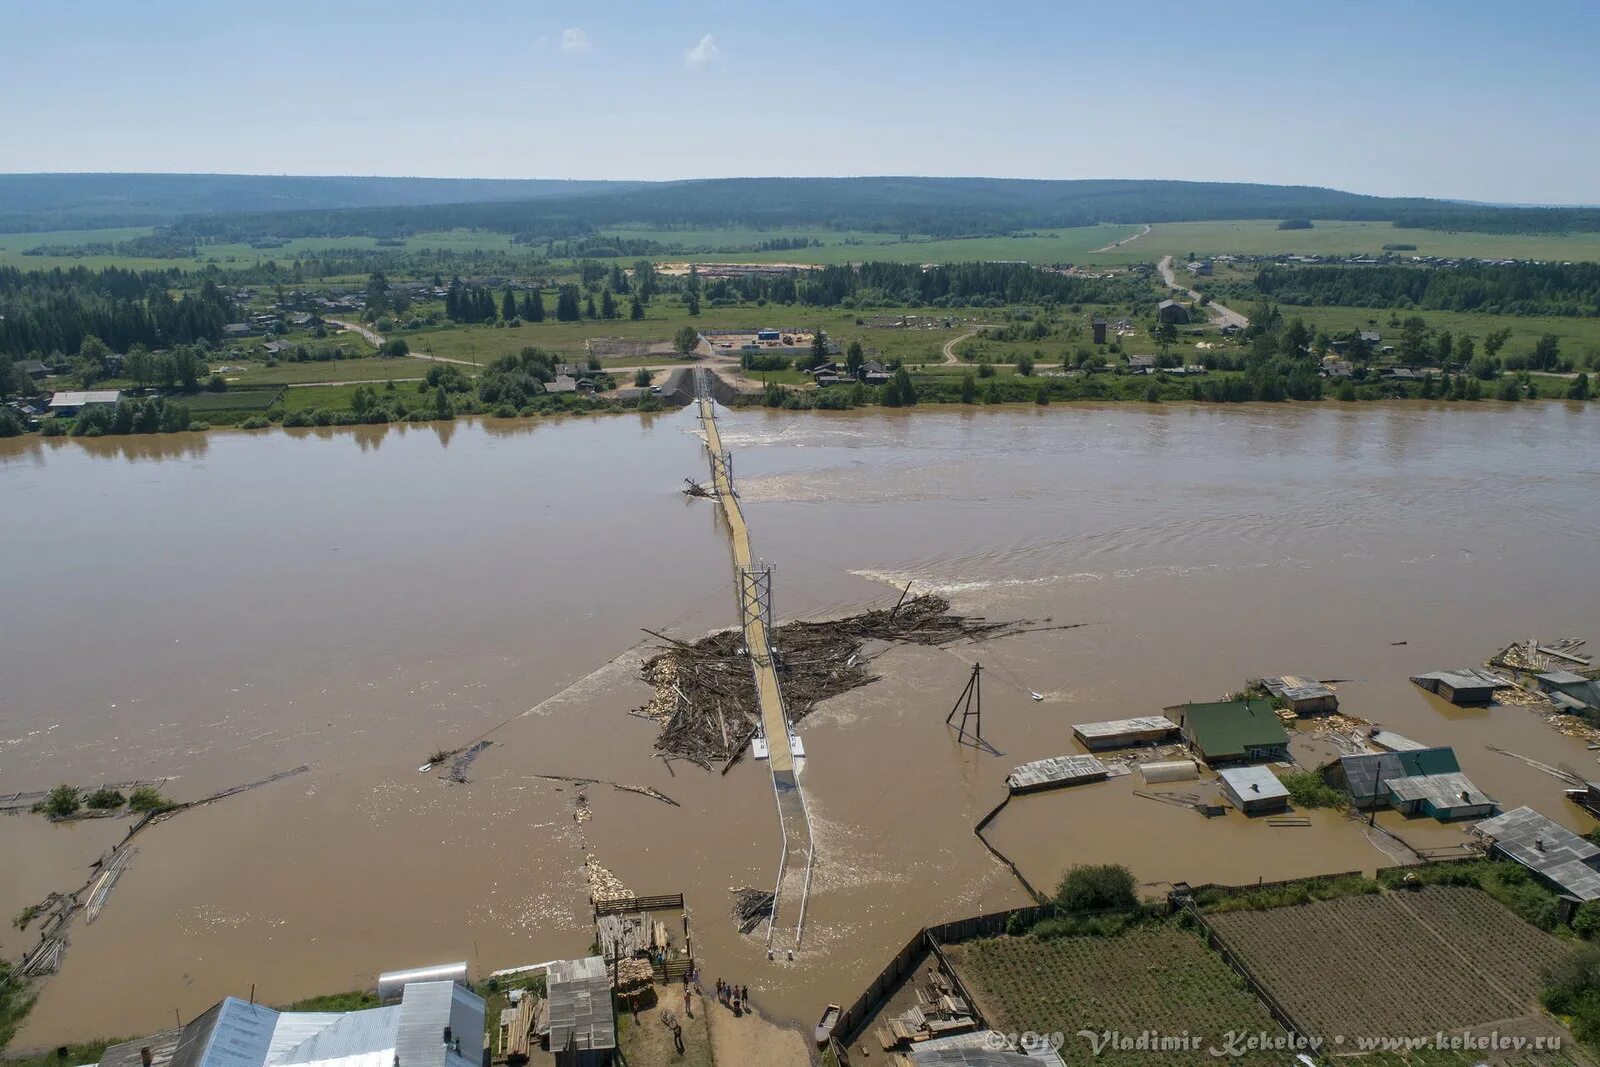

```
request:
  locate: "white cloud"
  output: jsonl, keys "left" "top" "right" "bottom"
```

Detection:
{"left": 560, "top": 28, "right": 590, "bottom": 53}
{"left": 685, "top": 34, "right": 722, "bottom": 68}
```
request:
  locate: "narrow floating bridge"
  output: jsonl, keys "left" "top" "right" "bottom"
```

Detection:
{"left": 695, "top": 370, "right": 814, "bottom": 959}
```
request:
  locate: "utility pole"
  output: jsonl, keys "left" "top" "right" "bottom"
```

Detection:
{"left": 946, "top": 664, "right": 983, "bottom": 745}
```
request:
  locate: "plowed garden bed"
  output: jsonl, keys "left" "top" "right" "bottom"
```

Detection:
{"left": 1207, "top": 885, "right": 1583, "bottom": 1066}
{"left": 943, "top": 921, "right": 1286, "bottom": 1066}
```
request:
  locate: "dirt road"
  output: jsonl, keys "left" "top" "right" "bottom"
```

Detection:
{"left": 1091, "top": 223, "right": 1151, "bottom": 254}
{"left": 942, "top": 329, "right": 980, "bottom": 364}
{"left": 1157, "top": 255, "right": 1250, "bottom": 330}
{"left": 326, "top": 319, "right": 478, "bottom": 366}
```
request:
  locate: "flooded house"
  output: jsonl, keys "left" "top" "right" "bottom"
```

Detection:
{"left": 1333, "top": 747, "right": 1496, "bottom": 820}
{"left": 1168, "top": 698, "right": 1289, "bottom": 766}
{"left": 1537, "top": 670, "right": 1600, "bottom": 715}
{"left": 1476, "top": 807, "right": 1600, "bottom": 902}
{"left": 1411, "top": 668, "right": 1509, "bottom": 705}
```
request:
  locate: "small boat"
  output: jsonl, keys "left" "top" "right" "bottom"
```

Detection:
{"left": 1029, "top": 691, "right": 1045, "bottom": 702}
{"left": 814, "top": 1004, "right": 841, "bottom": 1047}
{"left": 418, "top": 763, "right": 433, "bottom": 773}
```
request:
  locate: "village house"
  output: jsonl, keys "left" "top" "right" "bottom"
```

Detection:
{"left": 48, "top": 389, "right": 122, "bottom": 415}
{"left": 1476, "top": 806, "right": 1600, "bottom": 903}
{"left": 1090, "top": 313, "right": 1107, "bottom": 345}
{"left": 1156, "top": 300, "right": 1190, "bottom": 324}
{"left": 1333, "top": 747, "right": 1495, "bottom": 820}
{"left": 1168, "top": 698, "right": 1289, "bottom": 765}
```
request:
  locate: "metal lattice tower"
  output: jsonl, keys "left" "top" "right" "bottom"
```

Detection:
{"left": 738, "top": 561, "right": 775, "bottom": 662}
{"left": 709, "top": 450, "right": 734, "bottom": 494}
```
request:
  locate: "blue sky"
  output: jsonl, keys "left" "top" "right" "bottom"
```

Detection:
{"left": 3, "top": 0, "right": 1597, "bottom": 203}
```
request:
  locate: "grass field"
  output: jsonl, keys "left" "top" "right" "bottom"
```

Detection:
{"left": 944, "top": 921, "right": 1286, "bottom": 1066}
{"left": 0, "top": 227, "right": 528, "bottom": 271}
{"left": 1109, "top": 219, "right": 1600, "bottom": 264}
{"left": 1206, "top": 886, "right": 1579, "bottom": 1066}
{"left": 218, "top": 356, "right": 437, "bottom": 386}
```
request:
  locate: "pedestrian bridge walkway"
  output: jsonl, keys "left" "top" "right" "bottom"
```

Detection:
{"left": 695, "top": 375, "right": 813, "bottom": 957}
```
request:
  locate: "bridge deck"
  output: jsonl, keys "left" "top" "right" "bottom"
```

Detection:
{"left": 697, "top": 392, "right": 812, "bottom": 954}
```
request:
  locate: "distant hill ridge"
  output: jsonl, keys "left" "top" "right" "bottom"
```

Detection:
{"left": 3, "top": 173, "right": 1597, "bottom": 237}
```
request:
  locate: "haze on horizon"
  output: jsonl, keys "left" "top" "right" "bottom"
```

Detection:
{"left": 3, "top": 0, "right": 1598, "bottom": 207}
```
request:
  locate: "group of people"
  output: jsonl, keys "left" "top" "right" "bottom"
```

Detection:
{"left": 714, "top": 978, "right": 750, "bottom": 1015}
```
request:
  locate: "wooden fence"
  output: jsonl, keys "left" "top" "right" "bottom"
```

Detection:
{"left": 593, "top": 892, "right": 685, "bottom": 917}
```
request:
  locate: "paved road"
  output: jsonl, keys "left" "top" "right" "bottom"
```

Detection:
{"left": 1157, "top": 256, "right": 1250, "bottom": 330}
{"left": 325, "top": 319, "right": 478, "bottom": 366}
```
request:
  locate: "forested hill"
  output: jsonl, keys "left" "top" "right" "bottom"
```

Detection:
{"left": 6, "top": 173, "right": 1599, "bottom": 238}
{"left": 164, "top": 176, "right": 1435, "bottom": 240}
{"left": 0, "top": 174, "right": 648, "bottom": 231}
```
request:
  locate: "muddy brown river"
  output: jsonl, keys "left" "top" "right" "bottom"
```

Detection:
{"left": 3, "top": 402, "right": 1598, "bottom": 1048}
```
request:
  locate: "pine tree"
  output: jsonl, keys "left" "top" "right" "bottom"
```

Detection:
{"left": 630, "top": 297, "right": 644, "bottom": 321}
{"left": 585, "top": 294, "right": 598, "bottom": 320}
{"left": 601, "top": 289, "right": 617, "bottom": 319}
{"left": 530, "top": 290, "right": 546, "bottom": 322}
{"left": 555, "top": 286, "right": 580, "bottom": 322}
{"left": 502, "top": 288, "right": 517, "bottom": 322}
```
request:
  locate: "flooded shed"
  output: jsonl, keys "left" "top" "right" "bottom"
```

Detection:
{"left": 1071, "top": 715, "right": 1179, "bottom": 750}
{"left": 1411, "top": 668, "right": 1509, "bottom": 705}
{"left": 1218, "top": 766, "right": 1289, "bottom": 815}
{"left": 1260, "top": 675, "right": 1339, "bottom": 716}
{"left": 1006, "top": 755, "right": 1108, "bottom": 794}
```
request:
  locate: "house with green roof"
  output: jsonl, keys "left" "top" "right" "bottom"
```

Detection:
{"left": 1167, "top": 698, "right": 1290, "bottom": 766}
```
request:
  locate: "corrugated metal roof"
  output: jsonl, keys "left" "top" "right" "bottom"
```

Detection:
{"left": 264, "top": 1014, "right": 344, "bottom": 1065}
{"left": 274, "top": 1008, "right": 398, "bottom": 1066}
{"left": 1219, "top": 765, "right": 1289, "bottom": 802}
{"left": 1369, "top": 730, "right": 1427, "bottom": 752}
{"left": 1341, "top": 748, "right": 1460, "bottom": 801}
{"left": 1071, "top": 716, "right": 1178, "bottom": 740}
{"left": 1261, "top": 676, "right": 1336, "bottom": 703}
{"left": 1477, "top": 806, "right": 1600, "bottom": 900}
{"left": 1412, "top": 668, "right": 1509, "bottom": 692}
{"left": 1386, "top": 771, "right": 1494, "bottom": 811}
{"left": 170, "top": 999, "right": 281, "bottom": 1067}
{"left": 547, "top": 956, "right": 615, "bottom": 1053}
{"left": 394, "top": 982, "right": 483, "bottom": 1067}
{"left": 1007, "top": 755, "right": 1108, "bottom": 791}
{"left": 49, "top": 390, "right": 122, "bottom": 408}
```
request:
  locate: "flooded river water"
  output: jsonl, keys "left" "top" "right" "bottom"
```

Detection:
{"left": 3, "top": 401, "right": 1598, "bottom": 1047}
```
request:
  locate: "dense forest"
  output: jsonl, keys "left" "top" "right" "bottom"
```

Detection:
{"left": 1254, "top": 262, "right": 1600, "bottom": 316}
{"left": 0, "top": 266, "right": 234, "bottom": 356}
{"left": 128, "top": 177, "right": 1600, "bottom": 244}
{"left": 0, "top": 174, "right": 645, "bottom": 231}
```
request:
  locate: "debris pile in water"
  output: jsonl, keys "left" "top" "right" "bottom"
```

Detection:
{"left": 639, "top": 594, "right": 1063, "bottom": 768}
